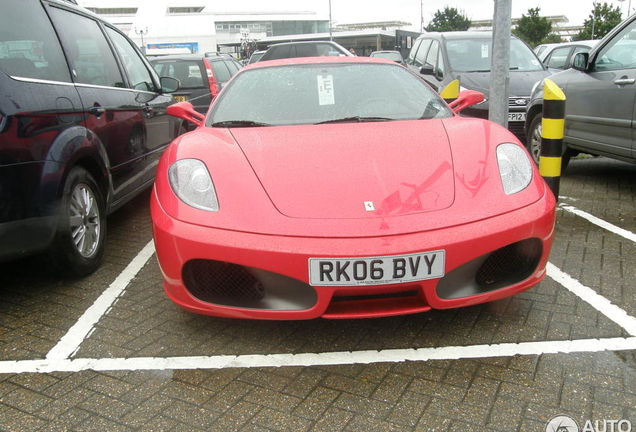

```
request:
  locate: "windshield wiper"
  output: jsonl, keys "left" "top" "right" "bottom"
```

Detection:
{"left": 210, "top": 120, "right": 271, "bottom": 128}
{"left": 315, "top": 116, "right": 393, "bottom": 125}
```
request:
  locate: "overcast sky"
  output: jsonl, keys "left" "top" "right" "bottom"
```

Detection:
{"left": 329, "top": 0, "right": 631, "bottom": 29}
{"left": 81, "top": 0, "right": 632, "bottom": 29}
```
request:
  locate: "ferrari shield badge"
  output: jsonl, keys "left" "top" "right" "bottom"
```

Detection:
{"left": 364, "top": 201, "right": 375, "bottom": 211}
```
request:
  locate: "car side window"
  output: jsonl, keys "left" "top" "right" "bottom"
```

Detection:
{"left": 545, "top": 47, "right": 571, "bottom": 69}
{"left": 425, "top": 41, "right": 444, "bottom": 77}
{"left": 0, "top": 0, "right": 71, "bottom": 82}
{"left": 48, "top": 7, "right": 124, "bottom": 88}
{"left": 105, "top": 27, "right": 156, "bottom": 92}
{"left": 414, "top": 39, "right": 433, "bottom": 68}
{"left": 595, "top": 21, "right": 636, "bottom": 71}
{"left": 210, "top": 60, "right": 231, "bottom": 82}
{"left": 224, "top": 59, "right": 240, "bottom": 75}
{"left": 407, "top": 39, "right": 422, "bottom": 65}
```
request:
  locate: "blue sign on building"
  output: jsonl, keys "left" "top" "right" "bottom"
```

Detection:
{"left": 146, "top": 42, "right": 199, "bottom": 53}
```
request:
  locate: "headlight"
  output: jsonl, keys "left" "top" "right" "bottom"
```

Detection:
{"left": 496, "top": 143, "right": 533, "bottom": 195}
{"left": 168, "top": 159, "right": 219, "bottom": 211}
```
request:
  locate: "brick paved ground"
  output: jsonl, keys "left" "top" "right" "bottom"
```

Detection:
{"left": 0, "top": 156, "right": 635, "bottom": 431}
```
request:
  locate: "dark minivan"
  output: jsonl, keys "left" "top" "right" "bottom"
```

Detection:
{"left": 151, "top": 52, "right": 242, "bottom": 116}
{"left": 406, "top": 32, "right": 550, "bottom": 138}
{"left": 0, "top": 0, "right": 183, "bottom": 276}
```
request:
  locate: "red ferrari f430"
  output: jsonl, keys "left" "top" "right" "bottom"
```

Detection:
{"left": 151, "top": 56, "right": 556, "bottom": 320}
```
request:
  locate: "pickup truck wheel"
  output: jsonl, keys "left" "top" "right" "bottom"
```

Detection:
{"left": 47, "top": 167, "right": 106, "bottom": 277}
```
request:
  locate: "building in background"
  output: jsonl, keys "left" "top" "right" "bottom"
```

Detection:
{"left": 80, "top": 0, "right": 329, "bottom": 56}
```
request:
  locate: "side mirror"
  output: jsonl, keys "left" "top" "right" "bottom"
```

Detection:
{"left": 448, "top": 90, "right": 485, "bottom": 114}
{"left": 572, "top": 52, "right": 589, "bottom": 71}
{"left": 167, "top": 101, "right": 205, "bottom": 128}
{"left": 160, "top": 76, "right": 180, "bottom": 93}
{"left": 419, "top": 64, "right": 435, "bottom": 76}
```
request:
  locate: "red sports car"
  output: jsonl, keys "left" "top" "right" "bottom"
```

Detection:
{"left": 151, "top": 56, "right": 556, "bottom": 320}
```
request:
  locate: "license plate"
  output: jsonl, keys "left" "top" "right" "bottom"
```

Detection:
{"left": 309, "top": 250, "right": 445, "bottom": 286}
{"left": 508, "top": 112, "right": 526, "bottom": 122}
{"left": 174, "top": 95, "right": 186, "bottom": 102}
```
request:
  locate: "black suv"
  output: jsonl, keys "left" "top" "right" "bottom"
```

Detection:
{"left": 0, "top": 0, "right": 182, "bottom": 276}
{"left": 150, "top": 52, "right": 242, "bottom": 116}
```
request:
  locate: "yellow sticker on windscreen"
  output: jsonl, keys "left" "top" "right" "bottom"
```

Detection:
{"left": 317, "top": 75, "right": 335, "bottom": 105}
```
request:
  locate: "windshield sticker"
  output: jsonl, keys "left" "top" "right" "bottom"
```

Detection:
{"left": 317, "top": 75, "right": 335, "bottom": 105}
{"left": 481, "top": 44, "right": 489, "bottom": 58}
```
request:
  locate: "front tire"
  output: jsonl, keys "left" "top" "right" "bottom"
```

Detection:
{"left": 47, "top": 167, "right": 106, "bottom": 277}
{"left": 526, "top": 112, "right": 572, "bottom": 171}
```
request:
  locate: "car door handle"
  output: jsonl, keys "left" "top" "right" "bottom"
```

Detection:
{"left": 88, "top": 106, "right": 106, "bottom": 116}
{"left": 614, "top": 78, "right": 636, "bottom": 85}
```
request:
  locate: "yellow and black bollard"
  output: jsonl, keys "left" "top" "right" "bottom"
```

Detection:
{"left": 539, "top": 79, "right": 566, "bottom": 200}
{"left": 440, "top": 79, "right": 460, "bottom": 105}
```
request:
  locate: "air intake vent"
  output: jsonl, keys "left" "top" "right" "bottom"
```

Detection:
{"left": 183, "top": 259, "right": 265, "bottom": 303}
{"left": 476, "top": 238, "right": 542, "bottom": 289}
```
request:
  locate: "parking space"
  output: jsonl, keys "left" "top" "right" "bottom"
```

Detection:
{"left": 1, "top": 156, "right": 636, "bottom": 431}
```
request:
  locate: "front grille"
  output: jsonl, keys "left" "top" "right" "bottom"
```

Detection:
{"left": 507, "top": 120, "right": 526, "bottom": 137}
{"left": 476, "top": 238, "right": 542, "bottom": 290}
{"left": 182, "top": 259, "right": 264, "bottom": 303}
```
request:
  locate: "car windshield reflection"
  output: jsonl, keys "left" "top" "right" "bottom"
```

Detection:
{"left": 208, "top": 62, "right": 452, "bottom": 127}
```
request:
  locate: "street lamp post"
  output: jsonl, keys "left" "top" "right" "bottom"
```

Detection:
{"left": 328, "top": 0, "right": 332, "bottom": 41}
{"left": 591, "top": 2, "right": 597, "bottom": 39}
{"left": 134, "top": 26, "right": 148, "bottom": 53}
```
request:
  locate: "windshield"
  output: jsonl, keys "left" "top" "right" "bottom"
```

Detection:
{"left": 208, "top": 62, "right": 451, "bottom": 127}
{"left": 445, "top": 38, "right": 544, "bottom": 72}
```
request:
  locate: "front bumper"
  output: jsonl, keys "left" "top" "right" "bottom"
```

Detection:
{"left": 151, "top": 187, "right": 555, "bottom": 320}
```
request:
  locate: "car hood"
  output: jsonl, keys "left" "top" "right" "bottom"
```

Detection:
{"left": 230, "top": 120, "right": 455, "bottom": 219}
{"left": 456, "top": 70, "right": 550, "bottom": 97}
{"left": 157, "top": 117, "right": 548, "bottom": 238}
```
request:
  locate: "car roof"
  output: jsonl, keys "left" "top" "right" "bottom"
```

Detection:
{"left": 421, "top": 31, "right": 498, "bottom": 40}
{"left": 149, "top": 53, "right": 236, "bottom": 62}
{"left": 242, "top": 55, "right": 396, "bottom": 70}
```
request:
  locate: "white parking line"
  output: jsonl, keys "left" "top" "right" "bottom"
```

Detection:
{"left": 560, "top": 204, "right": 636, "bottom": 243}
{"left": 547, "top": 263, "right": 636, "bottom": 336}
{"left": 45, "top": 241, "right": 156, "bottom": 360}
{"left": 2, "top": 337, "right": 636, "bottom": 374}
{"left": 2, "top": 204, "right": 632, "bottom": 374}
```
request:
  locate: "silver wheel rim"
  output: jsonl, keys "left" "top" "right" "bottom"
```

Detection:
{"left": 69, "top": 184, "right": 100, "bottom": 258}
{"left": 530, "top": 120, "right": 542, "bottom": 164}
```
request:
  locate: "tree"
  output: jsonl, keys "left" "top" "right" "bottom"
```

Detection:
{"left": 542, "top": 33, "right": 564, "bottom": 44}
{"left": 426, "top": 7, "right": 471, "bottom": 32}
{"left": 573, "top": 2, "right": 622, "bottom": 40}
{"left": 513, "top": 8, "right": 553, "bottom": 48}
